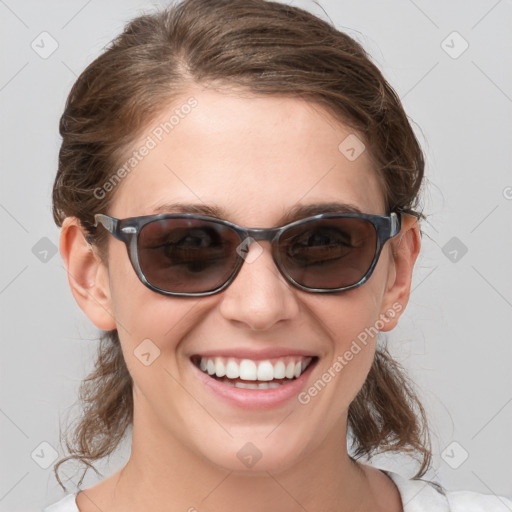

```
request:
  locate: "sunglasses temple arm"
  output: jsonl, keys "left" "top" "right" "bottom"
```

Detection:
{"left": 94, "top": 213, "right": 125, "bottom": 241}
{"left": 390, "top": 212, "right": 401, "bottom": 237}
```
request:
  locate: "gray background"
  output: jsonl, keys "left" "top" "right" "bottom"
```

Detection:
{"left": 1, "top": 0, "right": 511, "bottom": 510}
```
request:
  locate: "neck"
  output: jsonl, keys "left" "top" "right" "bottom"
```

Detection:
{"left": 84, "top": 396, "right": 385, "bottom": 512}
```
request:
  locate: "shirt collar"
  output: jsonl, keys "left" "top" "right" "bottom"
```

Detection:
{"left": 383, "top": 470, "right": 450, "bottom": 512}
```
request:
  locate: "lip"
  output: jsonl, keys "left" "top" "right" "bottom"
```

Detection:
{"left": 191, "top": 347, "right": 316, "bottom": 361}
{"left": 191, "top": 355, "right": 318, "bottom": 410}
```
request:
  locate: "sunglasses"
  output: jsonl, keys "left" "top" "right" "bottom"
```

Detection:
{"left": 93, "top": 210, "right": 403, "bottom": 297}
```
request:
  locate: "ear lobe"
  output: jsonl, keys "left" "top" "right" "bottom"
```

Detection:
{"left": 59, "top": 217, "right": 117, "bottom": 331}
{"left": 379, "top": 214, "right": 421, "bottom": 332}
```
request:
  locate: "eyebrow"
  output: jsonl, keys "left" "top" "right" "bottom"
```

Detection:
{"left": 151, "top": 201, "right": 363, "bottom": 225}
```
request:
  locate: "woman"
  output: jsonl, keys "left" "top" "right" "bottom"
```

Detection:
{"left": 43, "top": 0, "right": 511, "bottom": 511}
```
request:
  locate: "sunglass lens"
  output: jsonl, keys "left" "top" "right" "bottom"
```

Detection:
{"left": 278, "top": 218, "right": 377, "bottom": 289}
{"left": 138, "top": 218, "right": 241, "bottom": 293}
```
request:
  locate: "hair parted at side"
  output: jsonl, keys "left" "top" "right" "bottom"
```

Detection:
{"left": 52, "top": 0, "right": 430, "bottom": 491}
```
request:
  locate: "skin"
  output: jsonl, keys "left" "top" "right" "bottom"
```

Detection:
{"left": 60, "top": 86, "right": 420, "bottom": 512}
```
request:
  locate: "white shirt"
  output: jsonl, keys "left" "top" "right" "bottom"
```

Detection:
{"left": 41, "top": 470, "right": 512, "bottom": 511}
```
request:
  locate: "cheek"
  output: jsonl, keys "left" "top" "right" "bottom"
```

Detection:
{"left": 329, "top": 289, "right": 381, "bottom": 368}
{"left": 303, "top": 274, "right": 389, "bottom": 411}
{"left": 315, "top": 252, "right": 390, "bottom": 352}
{"left": 106, "top": 243, "right": 195, "bottom": 372}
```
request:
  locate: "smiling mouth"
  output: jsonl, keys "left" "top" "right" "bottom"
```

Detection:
{"left": 191, "top": 355, "right": 317, "bottom": 389}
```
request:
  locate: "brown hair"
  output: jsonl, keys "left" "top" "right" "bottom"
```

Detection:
{"left": 52, "top": 0, "right": 430, "bottom": 490}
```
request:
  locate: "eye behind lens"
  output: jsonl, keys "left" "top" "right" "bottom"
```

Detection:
{"left": 279, "top": 218, "right": 378, "bottom": 290}
{"left": 137, "top": 218, "right": 242, "bottom": 294}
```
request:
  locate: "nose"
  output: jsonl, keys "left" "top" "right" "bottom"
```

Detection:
{"left": 218, "top": 240, "right": 300, "bottom": 330}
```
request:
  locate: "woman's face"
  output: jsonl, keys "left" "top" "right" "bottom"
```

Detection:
{"left": 86, "top": 87, "right": 410, "bottom": 474}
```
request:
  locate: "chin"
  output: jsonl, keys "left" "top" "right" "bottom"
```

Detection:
{"left": 181, "top": 422, "right": 309, "bottom": 473}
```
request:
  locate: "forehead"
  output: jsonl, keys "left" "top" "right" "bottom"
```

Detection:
{"left": 109, "top": 87, "right": 386, "bottom": 224}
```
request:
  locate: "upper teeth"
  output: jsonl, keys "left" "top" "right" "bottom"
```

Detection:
{"left": 198, "top": 356, "right": 312, "bottom": 381}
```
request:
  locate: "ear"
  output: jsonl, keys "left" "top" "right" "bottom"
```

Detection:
{"left": 59, "top": 217, "right": 117, "bottom": 331}
{"left": 378, "top": 214, "right": 421, "bottom": 331}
